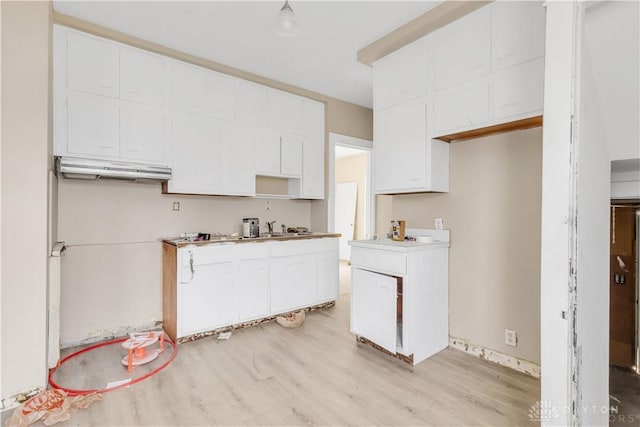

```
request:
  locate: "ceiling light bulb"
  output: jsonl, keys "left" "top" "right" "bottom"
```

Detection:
{"left": 275, "top": 1, "right": 299, "bottom": 37}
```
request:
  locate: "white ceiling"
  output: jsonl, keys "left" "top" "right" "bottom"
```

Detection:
{"left": 53, "top": 1, "right": 442, "bottom": 108}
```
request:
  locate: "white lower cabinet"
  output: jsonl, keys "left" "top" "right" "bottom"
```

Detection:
{"left": 271, "top": 254, "right": 317, "bottom": 312}
{"left": 350, "top": 239, "right": 450, "bottom": 365}
{"left": 179, "top": 249, "right": 237, "bottom": 336}
{"left": 167, "top": 237, "right": 339, "bottom": 340}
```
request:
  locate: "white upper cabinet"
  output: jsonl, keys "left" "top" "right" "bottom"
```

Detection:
{"left": 166, "top": 111, "right": 223, "bottom": 195}
{"left": 221, "top": 124, "right": 256, "bottom": 196}
{"left": 300, "top": 136, "right": 325, "bottom": 199}
{"left": 302, "top": 100, "right": 325, "bottom": 136}
{"left": 491, "top": 57, "right": 545, "bottom": 121}
{"left": 433, "top": 6, "right": 491, "bottom": 91}
{"left": 433, "top": 80, "right": 490, "bottom": 134}
{"left": 374, "top": 96, "right": 449, "bottom": 194}
{"left": 169, "top": 61, "right": 209, "bottom": 115}
{"left": 267, "top": 89, "right": 304, "bottom": 134}
{"left": 120, "top": 101, "right": 165, "bottom": 163}
{"left": 374, "top": 38, "right": 429, "bottom": 110}
{"left": 491, "top": 1, "right": 546, "bottom": 72}
{"left": 66, "top": 91, "right": 119, "bottom": 158}
{"left": 280, "top": 135, "right": 303, "bottom": 177}
{"left": 206, "top": 71, "right": 236, "bottom": 121}
{"left": 120, "top": 47, "right": 165, "bottom": 106}
{"left": 237, "top": 81, "right": 267, "bottom": 126}
{"left": 67, "top": 31, "right": 119, "bottom": 97}
{"left": 255, "top": 128, "right": 282, "bottom": 176}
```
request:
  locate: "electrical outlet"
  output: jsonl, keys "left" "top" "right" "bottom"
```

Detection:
{"left": 434, "top": 218, "right": 444, "bottom": 230}
{"left": 172, "top": 202, "right": 180, "bottom": 212}
{"left": 505, "top": 329, "right": 517, "bottom": 347}
{"left": 265, "top": 200, "right": 271, "bottom": 211}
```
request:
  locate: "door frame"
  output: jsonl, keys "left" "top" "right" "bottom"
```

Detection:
{"left": 328, "top": 133, "right": 374, "bottom": 240}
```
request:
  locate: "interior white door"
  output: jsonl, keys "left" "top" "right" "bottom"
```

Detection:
{"left": 335, "top": 181, "right": 358, "bottom": 260}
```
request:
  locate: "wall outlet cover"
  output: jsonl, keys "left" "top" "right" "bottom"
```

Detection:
{"left": 434, "top": 218, "right": 444, "bottom": 230}
{"left": 505, "top": 328, "right": 517, "bottom": 347}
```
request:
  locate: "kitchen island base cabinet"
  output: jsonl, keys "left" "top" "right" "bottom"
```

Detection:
{"left": 350, "top": 235, "right": 449, "bottom": 365}
{"left": 162, "top": 236, "right": 339, "bottom": 342}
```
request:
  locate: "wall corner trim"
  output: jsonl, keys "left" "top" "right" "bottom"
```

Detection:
{"left": 449, "top": 336, "right": 541, "bottom": 378}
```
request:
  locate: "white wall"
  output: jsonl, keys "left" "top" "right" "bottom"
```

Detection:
{"left": 1, "top": 1, "right": 51, "bottom": 399}
{"left": 57, "top": 179, "right": 311, "bottom": 345}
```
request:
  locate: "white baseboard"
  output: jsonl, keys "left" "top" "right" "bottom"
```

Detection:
{"left": 449, "top": 336, "right": 541, "bottom": 378}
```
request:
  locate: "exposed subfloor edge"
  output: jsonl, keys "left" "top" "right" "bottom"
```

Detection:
{"left": 1, "top": 387, "right": 45, "bottom": 412}
{"left": 449, "top": 336, "right": 541, "bottom": 378}
{"left": 60, "top": 321, "right": 163, "bottom": 350}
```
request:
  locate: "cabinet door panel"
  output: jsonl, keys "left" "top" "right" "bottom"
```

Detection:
{"left": 491, "top": 1, "right": 545, "bottom": 72}
{"left": 237, "top": 82, "right": 267, "bottom": 126}
{"left": 374, "top": 39, "right": 428, "bottom": 110}
{"left": 120, "top": 102, "right": 165, "bottom": 163}
{"left": 67, "top": 32, "right": 119, "bottom": 97}
{"left": 301, "top": 136, "right": 324, "bottom": 199}
{"left": 351, "top": 268, "right": 397, "bottom": 353}
{"left": 67, "top": 92, "right": 119, "bottom": 158}
{"left": 280, "top": 135, "right": 303, "bottom": 177}
{"left": 222, "top": 124, "right": 256, "bottom": 196}
{"left": 433, "top": 7, "right": 490, "bottom": 90}
{"left": 433, "top": 81, "right": 489, "bottom": 134}
{"left": 302, "top": 100, "right": 325, "bottom": 136}
{"left": 180, "top": 262, "right": 235, "bottom": 334}
{"left": 267, "top": 90, "right": 303, "bottom": 133}
{"left": 167, "top": 112, "right": 223, "bottom": 194}
{"left": 317, "top": 251, "right": 339, "bottom": 302}
{"left": 169, "top": 61, "right": 208, "bottom": 114}
{"left": 491, "top": 57, "right": 544, "bottom": 120}
{"left": 271, "top": 255, "right": 316, "bottom": 312}
{"left": 255, "top": 128, "right": 282, "bottom": 176}
{"left": 374, "top": 98, "right": 427, "bottom": 191}
{"left": 206, "top": 71, "right": 236, "bottom": 121}
{"left": 238, "top": 259, "right": 269, "bottom": 321}
{"left": 120, "top": 47, "right": 165, "bottom": 106}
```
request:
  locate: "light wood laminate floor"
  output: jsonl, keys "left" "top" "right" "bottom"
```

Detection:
{"left": 49, "top": 294, "right": 539, "bottom": 426}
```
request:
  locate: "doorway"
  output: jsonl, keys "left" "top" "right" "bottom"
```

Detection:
{"left": 328, "top": 133, "right": 373, "bottom": 295}
{"left": 610, "top": 203, "right": 640, "bottom": 370}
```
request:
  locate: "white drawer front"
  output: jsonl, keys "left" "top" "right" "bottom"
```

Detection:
{"left": 238, "top": 242, "right": 269, "bottom": 260}
{"left": 271, "top": 239, "right": 320, "bottom": 257}
{"left": 351, "top": 247, "right": 406, "bottom": 276}
{"left": 179, "top": 244, "right": 236, "bottom": 267}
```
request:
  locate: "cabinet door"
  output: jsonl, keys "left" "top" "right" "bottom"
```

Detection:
{"left": 302, "top": 100, "right": 325, "bottom": 136}
{"left": 67, "top": 31, "right": 119, "bottom": 97}
{"left": 255, "top": 128, "right": 282, "bottom": 176}
{"left": 221, "top": 124, "right": 256, "bottom": 196}
{"left": 433, "top": 6, "right": 491, "bottom": 90}
{"left": 206, "top": 71, "right": 236, "bottom": 121}
{"left": 238, "top": 259, "right": 269, "bottom": 321}
{"left": 120, "top": 102, "right": 165, "bottom": 163}
{"left": 180, "top": 261, "right": 236, "bottom": 334}
{"left": 267, "top": 90, "right": 303, "bottom": 134}
{"left": 491, "top": 57, "right": 544, "bottom": 121}
{"left": 280, "top": 135, "right": 303, "bottom": 177}
{"left": 317, "top": 251, "right": 339, "bottom": 302}
{"left": 491, "top": 1, "right": 545, "bottom": 72}
{"left": 167, "top": 111, "right": 223, "bottom": 194}
{"left": 351, "top": 268, "right": 398, "bottom": 353}
{"left": 300, "top": 136, "right": 324, "bottom": 199}
{"left": 271, "top": 255, "right": 316, "bottom": 312}
{"left": 120, "top": 47, "right": 165, "bottom": 106}
{"left": 237, "top": 82, "right": 267, "bottom": 126}
{"left": 169, "top": 61, "right": 208, "bottom": 114}
{"left": 374, "top": 98, "right": 427, "bottom": 192}
{"left": 433, "top": 81, "right": 490, "bottom": 134}
{"left": 374, "top": 38, "right": 429, "bottom": 110}
{"left": 67, "top": 91, "right": 119, "bottom": 158}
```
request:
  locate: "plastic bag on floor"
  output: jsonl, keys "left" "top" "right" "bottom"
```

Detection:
{"left": 4, "top": 389, "right": 102, "bottom": 427}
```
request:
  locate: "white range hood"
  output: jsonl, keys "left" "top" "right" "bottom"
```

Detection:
{"left": 55, "top": 156, "right": 171, "bottom": 183}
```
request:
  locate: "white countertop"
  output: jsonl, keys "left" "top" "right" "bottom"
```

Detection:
{"left": 349, "top": 238, "right": 449, "bottom": 252}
